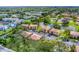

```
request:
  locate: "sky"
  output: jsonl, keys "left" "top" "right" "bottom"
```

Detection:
{"left": 0, "top": 0, "right": 79, "bottom": 6}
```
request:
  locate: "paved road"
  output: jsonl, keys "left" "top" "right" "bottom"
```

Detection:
{"left": 0, "top": 45, "right": 13, "bottom": 52}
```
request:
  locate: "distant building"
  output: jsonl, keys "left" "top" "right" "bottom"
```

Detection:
{"left": 62, "top": 12, "right": 70, "bottom": 17}
{"left": 11, "top": 14, "right": 18, "bottom": 18}
{"left": 0, "top": 14, "right": 8, "bottom": 17}
{"left": 2, "top": 18, "right": 23, "bottom": 24}
{"left": 0, "top": 17, "right": 23, "bottom": 31}
{"left": 58, "top": 17, "right": 71, "bottom": 23}
{"left": 23, "top": 15, "right": 32, "bottom": 19}
{"left": 22, "top": 24, "right": 37, "bottom": 30}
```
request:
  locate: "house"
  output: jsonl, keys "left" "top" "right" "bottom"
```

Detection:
{"left": 0, "top": 21, "right": 17, "bottom": 31}
{"left": 20, "top": 31, "right": 33, "bottom": 38}
{"left": 58, "top": 17, "right": 71, "bottom": 24}
{"left": 23, "top": 15, "right": 32, "bottom": 19}
{"left": 22, "top": 24, "right": 29, "bottom": 30}
{"left": 25, "top": 12, "right": 31, "bottom": 16}
{"left": 67, "top": 26, "right": 76, "bottom": 31}
{"left": 20, "top": 31, "right": 42, "bottom": 40}
{"left": 0, "top": 21, "right": 9, "bottom": 25}
{"left": 39, "top": 22, "right": 52, "bottom": 33}
{"left": 64, "top": 41, "right": 75, "bottom": 47}
{"left": 49, "top": 28, "right": 61, "bottom": 36}
{"left": 2, "top": 18, "right": 23, "bottom": 24}
{"left": 0, "top": 14, "right": 8, "bottom": 17}
{"left": 2, "top": 18, "right": 16, "bottom": 22}
{"left": 62, "top": 12, "right": 70, "bottom": 17}
{"left": 70, "top": 31, "right": 79, "bottom": 38}
{"left": 11, "top": 14, "right": 18, "bottom": 18}
{"left": 22, "top": 24, "right": 38, "bottom": 30}
{"left": 29, "top": 33, "right": 42, "bottom": 40}
{"left": 42, "top": 26, "right": 51, "bottom": 33}
{"left": 29, "top": 24, "right": 38, "bottom": 30}
{"left": 31, "top": 12, "right": 42, "bottom": 16}
{"left": 39, "top": 22, "right": 45, "bottom": 28}
{"left": 9, "top": 23, "right": 17, "bottom": 27}
{"left": 0, "top": 25, "right": 8, "bottom": 30}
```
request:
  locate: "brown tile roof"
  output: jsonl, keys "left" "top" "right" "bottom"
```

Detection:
{"left": 29, "top": 24, "right": 38, "bottom": 29}
{"left": 22, "top": 24, "right": 37, "bottom": 29}
{"left": 30, "top": 33, "right": 42, "bottom": 40}
{"left": 49, "top": 28, "right": 60, "bottom": 33}
{"left": 49, "top": 28, "right": 60, "bottom": 36}
{"left": 21, "top": 31, "right": 33, "bottom": 38}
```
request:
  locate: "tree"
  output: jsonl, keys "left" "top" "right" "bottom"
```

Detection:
{"left": 75, "top": 25, "right": 79, "bottom": 32}
{"left": 57, "top": 14, "right": 64, "bottom": 19}
{"left": 70, "top": 16, "right": 77, "bottom": 21}
{"left": 43, "top": 15, "right": 51, "bottom": 25}
{"left": 70, "top": 45, "right": 76, "bottom": 52}
{"left": 36, "top": 40, "right": 71, "bottom": 52}
{"left": 41, "top": 12, "right": 48, "bottom": 17}
{"left": 36, "top": 16, "right": 43, "bottom": 26}
{"left": 53, "top": 20, "right": 61, "bottom": 29}
{"left": 0, "top": 16, "right": 3, "bottom": 21}
{"left": 36, "top": 26, "right": 42, "bottom": 32}
{"left": 23, "top": 20, "right": 32, "bottom": 24}
{"left": 60, "top": 29, "right": 70, "bottom": 41}
{"left": 68, "top": 20, "right": 75, "bottom": 26}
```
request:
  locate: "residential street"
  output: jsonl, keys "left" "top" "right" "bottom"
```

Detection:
{"left": 0, "top": 45, "right": 13, "bottom": 52}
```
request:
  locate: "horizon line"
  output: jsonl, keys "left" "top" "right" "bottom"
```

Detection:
{"left": 0, "top": 6, "right": 79, "bottom": 8}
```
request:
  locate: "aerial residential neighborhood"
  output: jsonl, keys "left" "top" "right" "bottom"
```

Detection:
{"left": 1, "top": 7, "right": 79, "bottom": 52}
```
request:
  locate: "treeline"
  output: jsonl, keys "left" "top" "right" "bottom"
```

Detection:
{"left": 0, "top": 7, "right": 79, "bottom": 13}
